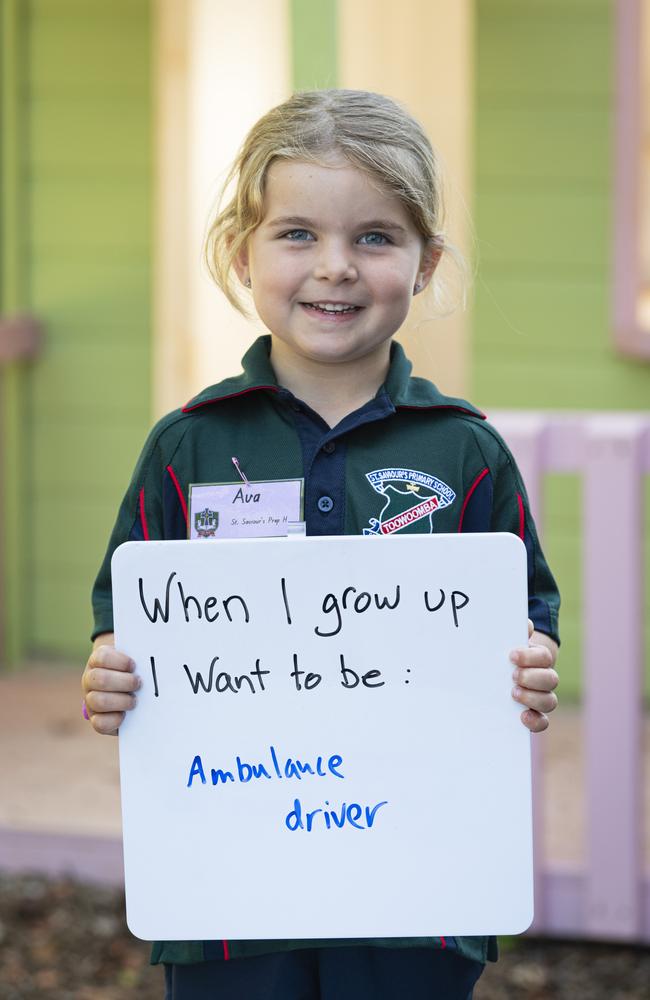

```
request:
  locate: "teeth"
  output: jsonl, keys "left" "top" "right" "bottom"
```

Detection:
{"left": 309, "top": 303, "right": 357, "bottom": 312}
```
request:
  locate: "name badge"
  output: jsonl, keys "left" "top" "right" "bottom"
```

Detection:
{"left": 188, "top": 479, "right": 304, "bottom": 540}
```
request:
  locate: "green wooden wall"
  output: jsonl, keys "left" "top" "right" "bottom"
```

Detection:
{"left": 1, "top": 0, "right": 27, "bottom": 665}
{"left": 5, "top": 0, "right": 152, "bottom": 661}
{"left": 0, "top": 0, "right": 337, "bottom": 666}
{"left": 473, "top": 0, "right": 650, "bottom": 699}
{"left": 290, "top": 0, "right": 338, "bottom": 90}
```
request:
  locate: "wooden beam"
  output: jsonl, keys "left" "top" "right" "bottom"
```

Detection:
{"left": 337, "top": 0, "right": 473, "bottom": 398}
{"left": 152, "top": 0, "right": 192, "bottom": 417}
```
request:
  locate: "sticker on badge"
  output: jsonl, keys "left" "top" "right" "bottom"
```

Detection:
{"left": 188, "top": 479, "right": 304, "bottom": 540}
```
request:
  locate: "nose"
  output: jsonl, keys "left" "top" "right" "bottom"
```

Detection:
{"left": 312, "top": 238, "right": 358, "bottom": 283}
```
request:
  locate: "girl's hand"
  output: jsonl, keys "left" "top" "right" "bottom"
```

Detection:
{"left": 81, "top": 632, "right": 141, "bottom": 736}
{"left": 509, "top": 621, "right": 559, "bottom": 733}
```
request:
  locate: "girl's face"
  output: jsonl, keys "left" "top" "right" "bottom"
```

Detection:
{"left": 238, "top": 157, "right": 435, "bottom": 376}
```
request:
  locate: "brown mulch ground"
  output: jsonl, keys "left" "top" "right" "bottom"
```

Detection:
{"left": 1, "top": 874, "right": 649, "bottom": 999}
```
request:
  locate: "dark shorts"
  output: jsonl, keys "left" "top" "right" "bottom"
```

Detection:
{"left": 163, "top": 946, "right": 484, "bottom": 1000}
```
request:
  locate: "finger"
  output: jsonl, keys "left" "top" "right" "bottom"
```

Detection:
{"left": 85, "top": 690, "right": 138, "bottom": 714}
{"left": 88, "top": 645, "right": 135, "bottom": 672}
{"left": 512, "top": 666, "right": 559, "bottom": 692}
{"left": 83, "top": 667, "right": 142, "bottom": 696}
{"left": 510, "top": 645, "right": 555, "bottom": 669}
{"left": 512, "top": 686, "right": 558, "bottom": 715}
{"left": 520, "top": 709, "right": 549, "bottom": 734}
{"left": 89, "top": 711, "right": 125, "bottom": 736}
{"left": 528, "top": 619, "right": 534, "bottom": 639}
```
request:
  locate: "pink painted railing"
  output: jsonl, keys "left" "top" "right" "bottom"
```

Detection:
{"left": 492, "top": 412, "right": 650, "bottom": 944}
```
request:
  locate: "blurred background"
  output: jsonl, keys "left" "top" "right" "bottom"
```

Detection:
{"left": 0, "top": 0, "right": 649, "bottom": 996}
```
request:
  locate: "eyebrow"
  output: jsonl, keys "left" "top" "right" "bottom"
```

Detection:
{"left": 266, "top": 215, "right": 409, "bottom": 235}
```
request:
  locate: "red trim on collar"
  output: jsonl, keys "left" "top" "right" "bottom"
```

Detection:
{"left": 182, "top": 388, "right": 484, "bottom": 418}
{"left": 396, "top": 404, "right": 486, "bottom": 419}
{"left": 182, "top": 385, "right": 279, "bottom": 413}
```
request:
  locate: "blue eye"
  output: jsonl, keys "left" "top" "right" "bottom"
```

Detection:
{"left": 283, "top": 229, "right": 314, "bottom": 241}
{"left": 358, "top": 232, "right": 390, "bottom": 246}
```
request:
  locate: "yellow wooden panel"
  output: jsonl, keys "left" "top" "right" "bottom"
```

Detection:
{"left": 338, "top": 0, "right": 473, "bottom": 397}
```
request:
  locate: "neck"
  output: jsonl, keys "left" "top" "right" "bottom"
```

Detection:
{"left": 269, "top": 342, "right": 391, "bottom": 427}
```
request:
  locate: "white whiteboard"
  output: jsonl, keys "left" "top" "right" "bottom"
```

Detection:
{"left": 112, "top": 533, "right": 533, "bottom": 940}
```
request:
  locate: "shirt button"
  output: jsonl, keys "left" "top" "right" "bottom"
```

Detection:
{"left": 322, "top": 441, "right": 336, "bottom": 454}
{"left": 317, "top": 495, "right": 334, "bottom": 513}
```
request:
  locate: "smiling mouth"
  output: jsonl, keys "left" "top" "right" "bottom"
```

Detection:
{"left": 301, "top": 302, "right": 363, "bottom": 316}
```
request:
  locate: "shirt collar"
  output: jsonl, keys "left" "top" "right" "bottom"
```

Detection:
{"left": 182, "top": 337, "right": 280, "bottom": 412}
{"left": 182, "top": 335, "right": 485, "bottom": 420}
{"left": 385, "top": 340, "right": 485, "bottom": 418}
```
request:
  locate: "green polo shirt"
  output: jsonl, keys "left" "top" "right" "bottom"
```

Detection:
{"left": 92, "top": 335, "right": 560, "bottom": 968}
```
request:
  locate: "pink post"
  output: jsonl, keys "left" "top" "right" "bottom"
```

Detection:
{"left": 583, "top": 417, "right": 646, "bottom": 938}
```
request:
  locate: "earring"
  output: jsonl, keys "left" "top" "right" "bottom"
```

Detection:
{"left": 413, "top": 282, "right": 422, "bottom": 294}
{"left": 245, "top": 277, "right": 252, "bottom": 288}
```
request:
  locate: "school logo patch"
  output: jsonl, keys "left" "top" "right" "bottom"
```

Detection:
{"left": 363, "top": 468, "right": 456, "bottom": 535}
{"left": 194, "top": 508, "right": 219, "bottom": 538}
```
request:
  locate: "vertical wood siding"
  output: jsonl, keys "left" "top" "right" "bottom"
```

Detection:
{"left": 290, "top": 0, "right": 338, "bottom": 90}
{"left": 337, "top": 0, "right": 473, "bottom": 398}
{"left": 474, "top": 0, "right": 650, "bottom": 699}
{"left": 1, "top": 0, "right": 28, "bottom": 666}
{"left": 24, "top": 0, "right": 152, "bottom": 656}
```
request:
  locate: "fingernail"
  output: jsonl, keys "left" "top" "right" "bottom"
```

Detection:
{"left": 512, "top": 686, "right": 521, "bottom": 699}
{"left": 509, "top": 651, "right": 519, "bottom": 665}
{"left": 135, "top": 676, "right": 143, "bottom": 689}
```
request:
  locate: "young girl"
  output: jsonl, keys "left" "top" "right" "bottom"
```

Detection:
{"left": 82, "top": 89, "right": 559, "bottom": 1000}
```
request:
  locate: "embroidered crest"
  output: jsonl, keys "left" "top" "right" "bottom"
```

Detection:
{"left": 363, "top": 468, "right": 456, "bottom": 535}
{"left": 194, "top": 508, "right": 219, "bottom": 538}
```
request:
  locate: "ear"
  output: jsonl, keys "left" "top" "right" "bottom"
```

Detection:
{"left": 232, "top": 241, "right": 250, "bottom": 287}
{"left": 413, "top": 240, "right": 443, "bottom": 295}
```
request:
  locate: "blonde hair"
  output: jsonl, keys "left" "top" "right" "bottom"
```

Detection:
{"left": 205, "top": 89, "right": 453, "bottom": 316}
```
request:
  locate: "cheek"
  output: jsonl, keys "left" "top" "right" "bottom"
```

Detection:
{"left": 253, "top": 271, "right": 291, "bottom": 310}
{"left": 259, "top": 259, "right": 303, "bottom": 298}
{"left": 376, "top": 255, "right": 419, "bottom": 289}
{"left": 376, "top": 267, "right": 416, "bottom": 309}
